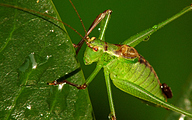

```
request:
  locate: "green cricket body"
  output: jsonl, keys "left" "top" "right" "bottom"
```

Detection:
{"left": 44, "top": 3, "right": 192, "bottom": 119}
{"left": 84, "top": 38, "right": 168, "bottom": 107}
{"left": 84, "top": 33, "right": 192, "bottom": 118}
{"left": 81, "top": 6, "right": 192, "bottom": 118}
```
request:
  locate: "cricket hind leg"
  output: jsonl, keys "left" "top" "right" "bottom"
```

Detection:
{"left": 123, "top": 5, "right": 192, "bottom": 47}
{"left": 74, "top": 9, "right": 112, "bottom": 55}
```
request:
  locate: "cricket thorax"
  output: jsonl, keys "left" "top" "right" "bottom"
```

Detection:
{"left": 114, "top": 45, "right": 139, "bottom": 59}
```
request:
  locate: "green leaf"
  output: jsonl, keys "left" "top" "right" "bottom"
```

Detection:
{"left": 0, "top": 0, "right": 93, "bottom": 119}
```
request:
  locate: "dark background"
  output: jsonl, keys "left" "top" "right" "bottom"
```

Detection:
{"left": 53, "top": 0, "right": 192, "bottom": 120}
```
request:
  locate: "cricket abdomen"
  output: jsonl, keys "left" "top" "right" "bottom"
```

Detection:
{"left": 95, "top": 41, "right": 171, "bottom": 102}
{"left": 109, "top": 54, "right": 167, "bottom": 103}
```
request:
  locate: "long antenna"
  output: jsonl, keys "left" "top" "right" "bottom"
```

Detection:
{"left": 0, "top": 3, "right": 85, "bottom": 41}
{"left": 0, "top": 1, "right": 111, "bottom": 55}
{"left": 69, "top": 0, "right": 87, "bottom": 36}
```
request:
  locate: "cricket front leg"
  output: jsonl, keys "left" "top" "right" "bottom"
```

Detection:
{"left": 48, "top": 64, "right": 103, "bottom": 89}
{"left": 104, "top": 68, "right": 116, "bottom": 120}
{"left": 123, "top": 4, "right": 192, "bottom": 47}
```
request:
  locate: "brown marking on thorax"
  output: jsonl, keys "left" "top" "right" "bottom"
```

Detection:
{"left": 114, "top": 45, "right": 139, "bottom": 59}
{"left": 114, "top": 45, "right": 159, "bottom": 83}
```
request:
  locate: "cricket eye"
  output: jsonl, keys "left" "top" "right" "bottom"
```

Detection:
{"left": 93, "top": 46, "right": 98, "bottom": 52}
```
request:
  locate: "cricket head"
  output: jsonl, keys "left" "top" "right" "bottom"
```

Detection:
{"left": 84, "top": 37, "right": 104, "bottom": 65}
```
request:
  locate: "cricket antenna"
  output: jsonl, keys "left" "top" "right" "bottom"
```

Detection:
{"left": 69, "top": 0, "right": 87, "bottom": 36}
{"left": 0, "top": 2, "right": 88, "bottom": 44}
{"left": 0, "top": 1, "right": 112, "bottom": 55}
{"left": 68, "top": 0, "right": 88, "bottom": 55}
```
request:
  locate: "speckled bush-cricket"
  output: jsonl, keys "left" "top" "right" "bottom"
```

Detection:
{"left": 1, "top": 1, "right": 192, "bottom": 119}
{"left": 49, "top": 2, "right": 192, "bottom": 119}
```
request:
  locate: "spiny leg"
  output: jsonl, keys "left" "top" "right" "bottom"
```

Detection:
{"left": 74, "top": 9, "right": 112, "bottom": 54}
{"left": 104, "top": 68, "right": 116, "bottom": 120}
{"left": 48, "top": 63, "right": 103, "bottom": 89}
{"left": 123, "top": 4, "right": 192, "bottom": 47}
{"left": 98, "top": 9, "right": 112, "bottom": 41}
